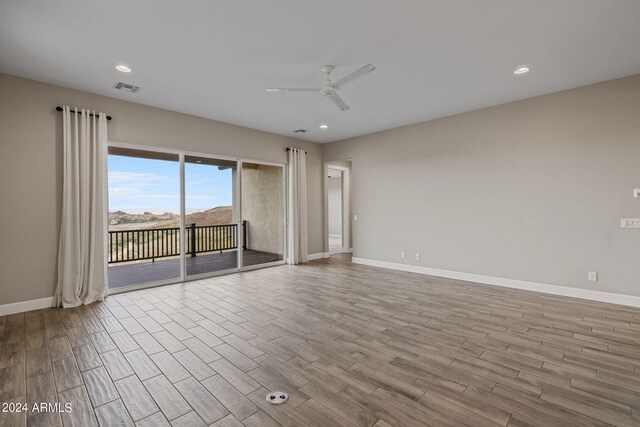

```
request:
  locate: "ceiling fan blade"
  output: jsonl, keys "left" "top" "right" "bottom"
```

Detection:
{"left": 325, "top": 91, "right": 351, "bottom": 111}
{"left": 265, "top": 88, "right": 320, "bottom": 92}
{"left": 333, "top": 64, "right": 376, "bottom": 89}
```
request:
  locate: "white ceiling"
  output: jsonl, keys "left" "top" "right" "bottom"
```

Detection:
{"left": 1, "top": 1, "right": 640, "bottom": 144}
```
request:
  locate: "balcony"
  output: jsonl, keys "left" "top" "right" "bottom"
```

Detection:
{"left": 107, "top": 221, "right": 283, "bottom": 288}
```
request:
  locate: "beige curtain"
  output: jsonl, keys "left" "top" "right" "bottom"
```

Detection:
{"left": 287, "top": 148, "right": 308, "bottom": 264}
{"left": 54, "top": 107, "right": 108, "bottom": 307}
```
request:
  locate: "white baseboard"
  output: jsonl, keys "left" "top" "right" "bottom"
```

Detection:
{"left": 307, "top": 252, "right": 329, "bottom": 261}
{"left": 0, "top": 297, "right": 54, "bottom": 316}
{"left": 329, "top": 247, "right": 351, "bottom": 255}
{"left": 352, "top": 257, "right": 640, "bottom": 308}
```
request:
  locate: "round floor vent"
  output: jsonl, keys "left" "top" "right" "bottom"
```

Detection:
{"left": 266, "top": 391, "right": 289, "bottom": 405}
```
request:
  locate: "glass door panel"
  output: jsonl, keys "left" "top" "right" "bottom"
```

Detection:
{"left": 241, "top": 162, "right": 285, "bottom": 267}
{"left": 185, "top": 155, "right": 238, "bottom": 277}
{"left": 107, "top": 147, "right": 181, "bottom": 289}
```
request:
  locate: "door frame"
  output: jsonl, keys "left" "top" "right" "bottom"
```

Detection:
{"left": 324, "top": 162, "right": 351, "bottom": 255}
{"left": 105, "top": 140, "right": 287, "bottom": 295}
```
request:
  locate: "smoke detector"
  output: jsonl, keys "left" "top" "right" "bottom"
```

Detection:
{"left": 113, "top": 82, "right": 140, "bottom": 93}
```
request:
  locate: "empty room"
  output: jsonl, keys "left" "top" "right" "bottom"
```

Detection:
{"left": 1, "top": 1, "right": 640, "bottom": 426}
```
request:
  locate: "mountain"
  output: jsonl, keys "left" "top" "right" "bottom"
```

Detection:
{"left": 183, "top": 206, "right": 233, "bottom": 226}
{"left": 108, "top": 211, "right": 177, "bottom": 225}
{"left": 109, "top": 206, "right": 233, "bottom": 230}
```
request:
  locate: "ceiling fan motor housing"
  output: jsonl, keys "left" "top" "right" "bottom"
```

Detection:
{"left": 320, "top": 86, "right": 336, "bottom": 96}
{"left": 320, "top": 65, "right": 336, "bottom": 96}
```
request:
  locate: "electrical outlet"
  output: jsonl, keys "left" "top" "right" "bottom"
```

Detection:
{"left": 634, "top": 188, "right": 640, "bottom": 198}
{"left": 415, "top": 253, "right": 420, "bottom": 260}
{"left": 621, "top": 218, "right": 640, "bottom": 228}
{"left": 400, "top": 251, "right": 406, "bottom": 259}
{"left": 588, "top": 272, "right": 598, "bottom": 282}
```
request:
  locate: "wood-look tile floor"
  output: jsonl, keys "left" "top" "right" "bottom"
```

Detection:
{"left": 2, "top": 254, "right": 640, "bottom": 426}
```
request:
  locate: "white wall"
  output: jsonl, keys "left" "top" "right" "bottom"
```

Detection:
{"left": 323, "top": 74, "right": 640, "bottom": 297}
{"left": 0, "top": 73, "right": 322, "bottom": 305}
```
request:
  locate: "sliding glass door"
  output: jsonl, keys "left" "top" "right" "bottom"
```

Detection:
{"left": 107, "top": 146, "right": 285, "bottom": 290}
{"left": 107, "top": 147, "right": 181, "bottom": 289}
{"left": 184, "top": 155, "right": 238, "bottom": 277}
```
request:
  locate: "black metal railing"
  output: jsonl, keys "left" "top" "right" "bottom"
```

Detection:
{"left": 108, "top": 221, "right": 247, "bottom": 264}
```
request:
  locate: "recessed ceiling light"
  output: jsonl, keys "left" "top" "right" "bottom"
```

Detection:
{"left": 319, "top": 124, "right": 329, "bottom": 129}
{"left": 115, "top": 64, "right": 132, "bottom": 73}
{"left": 513, "top": 66, "right": 530, "bottom": 75}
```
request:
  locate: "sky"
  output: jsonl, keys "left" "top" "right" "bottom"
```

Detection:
{"left": 108, "top": 155, "right": 232, "bottom": 214}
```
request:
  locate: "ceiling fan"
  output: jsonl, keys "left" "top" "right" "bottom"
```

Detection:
{"left": 266, "top": 64, "right": 376, "bottom": 111}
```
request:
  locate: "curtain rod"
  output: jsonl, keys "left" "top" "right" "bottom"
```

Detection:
{"left": 286, "top": 147, "right": 307, "bottom": 154}
{"left": 56, "top": 106, "right": 112, "bottom": 121}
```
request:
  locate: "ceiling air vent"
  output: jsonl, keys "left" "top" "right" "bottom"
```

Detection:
{"left": 293, "top": 129, "right": 308, "bottom": 133}
{"left": 113, "top": 82, "right": 140, "bottom": 93}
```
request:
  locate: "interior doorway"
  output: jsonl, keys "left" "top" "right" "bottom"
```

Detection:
{"left": 326, "top": 161, "right": 351, "bottom": 255}
{"left": 327, "top": 168, "right": 344, "bottom": 253}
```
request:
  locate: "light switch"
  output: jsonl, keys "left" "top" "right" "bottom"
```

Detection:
{"left": 635, "top": 189, "right": 640, "bottom": 198}
{"left": 353, "top": 214, "right": 358, "bottom": 221}
{"left": 621, "top": 218, "right": 640, "bottom": 228}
